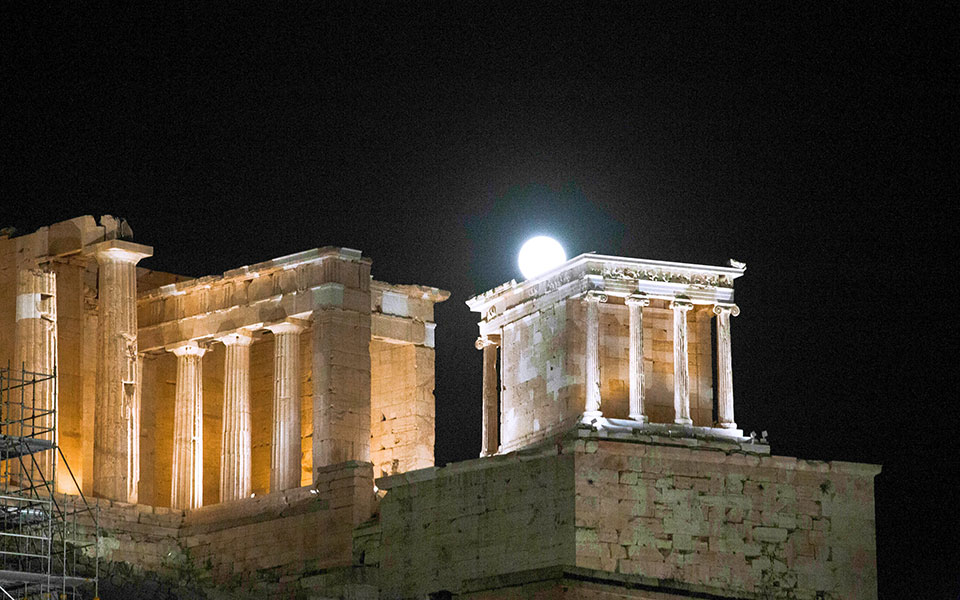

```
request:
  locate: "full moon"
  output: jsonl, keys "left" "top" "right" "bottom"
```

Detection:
{"left": 518, "top": 236, "right": 567, "bottom": 280}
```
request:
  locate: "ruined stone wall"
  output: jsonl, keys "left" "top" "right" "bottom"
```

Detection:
{"left": 575, "top": 438, "right": 879, "bottom": 600}
{"left": 374, "top": 435, "right": 878, "bottom": 600}
{"left": 500, "top": 300, "right": 579, "bottom": 453}
{"left": 377, "top": 449, "right": 576, "bottom": 598}
{"left": 370, "top": 339, "right": 435, "bottom": 478}
{"left": 500, "top": 299, "right": 715, "bottom": 454}
{"left": 87, "top": 462, "right": 376, "bottom": 582}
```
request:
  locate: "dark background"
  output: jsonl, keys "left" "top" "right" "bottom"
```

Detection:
{"left": 2, "top": 3, "right": 956, "bottom": 597}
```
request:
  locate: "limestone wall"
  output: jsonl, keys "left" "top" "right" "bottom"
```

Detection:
{"left": 575, "top": 438, "right": 879, "bottom": 600}
{"left": 370, "top": 340, "right": 436, "bottom": 478}
{"left": 374, "top": 434, "right": 878, "bottom": 600}
{"left": 377, "top": 450, "right": 577, "bottom": 598}
{"left": 88, "top": 462, "right": 376, "bottom": 581}
{"left": 499, "top": 298, "right": 714, "bottom": 453}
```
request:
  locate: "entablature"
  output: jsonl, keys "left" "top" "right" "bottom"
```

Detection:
{"left": 467, "top": 253, "right": 745, "bottom": 335}
{"left": 136, "top": 247, "right": 448, "bottom": 352}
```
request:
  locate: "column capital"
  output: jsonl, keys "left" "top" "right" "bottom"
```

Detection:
{"left": 474, "top": 336, "right": 499, "bottom": 350}
{"left": 168, "top": 341, "right": 207, "bottom": 358}
{"left": 583, "top": 290, "right": 607, "bottom": 303}
{"left": 625, "top": 293, "right": 650, "bottom": 307}
{"left": 713, "top": 303, "right": 741, "bottom": 317}
{"left": 216, "top": 330, "right": 254, "bottom": 346}
{"left": 84, "top": 239, "right": 153, "bottom": 265}
{"left": 670, "top": 298, "right": 694, "bottom": 311}
{"left": 266, "top": 319, "right": 307, "bottom": 335}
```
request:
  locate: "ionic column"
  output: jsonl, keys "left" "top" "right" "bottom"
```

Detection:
{"left": 583, "top": 291, "right": 606, "bottom": 420}
{"left": 218, "top": 331, "right": 253, "bottom": 502}
{"left": 625, "top": 294, "right": 650, "bottom": 423}
{"left": 13, "top": 268, "right": 58, "bottom": 485}
{"left": 476, "top": 337, "right": 499, "bottom": 457}
{"left": 713, "top": 304, "right": 740, "bottom": 429}
{"left": 88, "top": 240, "right": 152, "bottom": 503}
{"left": 268, "top": 321, "right": 304, "bottom": 492}
{"left": 171, "top": 342, "right": 206, "bottom": 510}
{"left": 670, "top": 299, "right": 694, "bottom": 426}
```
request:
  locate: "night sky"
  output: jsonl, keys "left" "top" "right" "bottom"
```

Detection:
{"left": 2, "top": 4, "right": 956, "bottom": 597}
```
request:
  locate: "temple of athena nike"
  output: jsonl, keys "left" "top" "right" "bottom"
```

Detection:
{"left": 0, "top": 215, "right": 879, "bottom": 600}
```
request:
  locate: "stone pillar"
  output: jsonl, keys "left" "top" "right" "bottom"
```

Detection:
{"left": 476, "top": 337, "right": 499, "bottom": 457}
{"left": 583, "top": 291, "right": 606, "bottom": 420}
{"left": 713, "top": 304, "right": 740, "bottom": 429}
{"left": 88, "top": 240, "right": 152, "bottom": 503}
{"left": 218, "top": 331, "right": 253, "bottom": 502}
{"left": 625, "top": 294, "right": 650, "bottom": 423}
{"left": 313, "top": 301, "right": 372, "bottom": 472}
{"left": 170, "top": 342, "right": 205, "bottom": 510}
{"left": 267, "top": 322, "right": 304, "bottom": 492}
{"left": 13, "top": 268, "right": 58, "bottom": 484}
{"left": 670, "top": 299, "right": 694, "bottom": 426}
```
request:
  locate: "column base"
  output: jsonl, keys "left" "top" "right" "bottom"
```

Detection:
{"left": 629, "top": 414, "right": 649, "bottom": 424}
{"left": 582, "top": 411, "right": 603, "bottom": 424}
{"left": 674, "top": 417, "right": 693, "bottom": 426}
{"left": 719, "top": 421, "right": 738, "bottom": 429}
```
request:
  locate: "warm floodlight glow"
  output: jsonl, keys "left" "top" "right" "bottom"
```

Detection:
{"left": 518, "top": 236, "right": 566, "bottom": 280}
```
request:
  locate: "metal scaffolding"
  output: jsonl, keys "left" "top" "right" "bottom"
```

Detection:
{"left": 0, "top": 366, "right": 99, "bottom": 599}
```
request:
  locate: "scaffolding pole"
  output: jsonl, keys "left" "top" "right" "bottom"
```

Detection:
{"left": 0, "top": 365, "right": 99, "bottom": 599}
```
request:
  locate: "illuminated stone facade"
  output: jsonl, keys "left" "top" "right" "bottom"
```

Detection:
{"left": 0, "top": 216, "right": 446, "bottom": 506}
{"left": 0, "top": 216, "right": 878, "bottom": 599}
{"left": 465, "top": 253, "right": 746, "bottom": 453}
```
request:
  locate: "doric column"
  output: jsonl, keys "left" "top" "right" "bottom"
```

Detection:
{"left": 713, "top": 304, "right": 740, "bottom": 429}
{"left": 218, "top": 331, "right": 253, "bottom": 502}
{"left": 171, "top": 342, "right": 206, "bottom": 510}
{"left": 268, "top": 321, "right": 304, "bottom": 492}
{"left": 13, "top": 268, "right": 58, "bottom": 485}
{"left": 476, "top": 337, "right": 499, "bottom": 457}
{"left": 625, "top": 294, "right": 650, "bottom": 423}
{"left": 583, "top": 291, "right": 606, "bottom": 420}
{"left": 670, "top": 298, "right": 694, "bottom": 426}
{"left": 88, "top": 240, "right": 152, "bottom": 503}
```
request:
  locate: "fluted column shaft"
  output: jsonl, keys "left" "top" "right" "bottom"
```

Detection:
{"left": 626, "top": 294, "right": 650, "bottom": 423}
{"left": 714, "top": 304, "right": 740, "bottom": 429}
{"left": 583, "top": 291, "right": 606, "bottom": 419}
{"left": 13, "top": 268, "right": 58, "bottom": 485}
{"left": 171, "top": 343, "right": 205, "bottom": 510}
{"left": 90, "top": 241, "right": 151, "bottom": 503}
{"left": 477, "top": 337, "right": 499, "bottom": 457}
{"left": 219, "top": 332, "right": 253, "bottom": 502}
{"left": 269, "top": 322, "right": 303, "bottom": 492}
{"left": 671, "top": 299, "right": 694, "bottom": 426}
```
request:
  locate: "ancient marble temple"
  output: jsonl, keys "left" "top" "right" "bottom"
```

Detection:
{"left": 0, "top": 216, "right": 879, "bottom": 600}
{"left": 0, "top": 215, "right": 447, "bottom": 509}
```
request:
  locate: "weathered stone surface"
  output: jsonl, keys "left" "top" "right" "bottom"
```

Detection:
{"left": 218, "top": 331, "right": 253, "bottom": 502}
{"left": 373, "top": 432, "right": 879, "bottom": 600}
{"left": 89, "top": 239, "right": 153, "bottom": 503}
